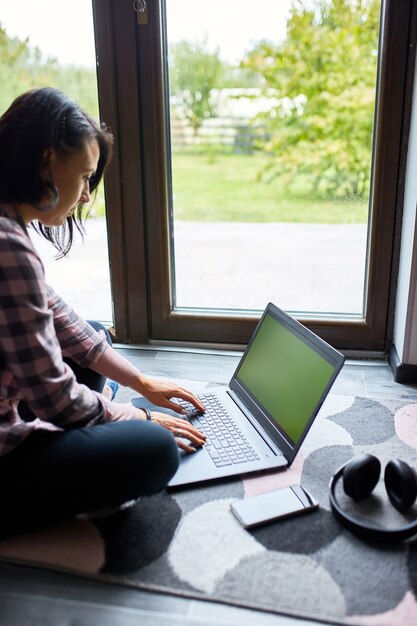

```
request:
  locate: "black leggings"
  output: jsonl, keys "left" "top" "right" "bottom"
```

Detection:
{"left": 0, "top": 323, "right": 179, "bottom": 537}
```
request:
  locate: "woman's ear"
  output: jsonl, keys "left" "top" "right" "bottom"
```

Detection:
{"left": 42, "top": 148, "right": 57, "bottom": 173}
{"left": 34, "top": 148, "right": 60, "bottom": 212}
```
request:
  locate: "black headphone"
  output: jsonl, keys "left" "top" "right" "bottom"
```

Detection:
{"left": 329, "top": 453, "right": 417, "bottom": 542}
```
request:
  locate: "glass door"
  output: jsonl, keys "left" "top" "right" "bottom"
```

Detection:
{"left": 92, "top": 0, "right": 410, "bottom": 348}
{"left": 165, "top": 0, "right": 379, "bottom": 316}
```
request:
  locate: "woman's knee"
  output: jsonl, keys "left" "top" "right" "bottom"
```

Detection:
{"left": 104, "top": 420, "right": 179, "bottom": 496}
{"left": 87, "top": 320, "right": 112, "bottom": 346}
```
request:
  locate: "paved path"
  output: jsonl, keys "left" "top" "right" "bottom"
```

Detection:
{"left": 31, "top": 218, "right": 367, "bottom": 322}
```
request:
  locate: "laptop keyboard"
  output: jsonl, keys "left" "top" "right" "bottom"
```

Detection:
{"left": 177, "top": 393, "right": 260, "bottom": 468}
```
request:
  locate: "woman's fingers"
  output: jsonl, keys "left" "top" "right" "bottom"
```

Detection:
{"left": 140, "top": 377, "right": 205, "bottom": 414}
{"left": 176, "top": 389, "right": 205, "bottom": 412}
{"left": 172, "top": 421, "right": 206, "bottom": 447}
{"left": 151, "top": 413, "right": 206, "bottom": 447}
{"left": 159, "top": 399, "right": 187, "bottom": 415}
{"left": 175, "top": 438, "right": 199, "bottom": 454}
{"left": 158, "top": 388, "right": 205, "bottom": 414}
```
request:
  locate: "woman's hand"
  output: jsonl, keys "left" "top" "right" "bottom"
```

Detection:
{"left": 109, "top": 402, "right": 206, "bottom": 454}
{"left": 147, "top": 411, "right": 206, "bottom": 454}
{"left": 135, "top": 374, "right": 205, "bottom": 415}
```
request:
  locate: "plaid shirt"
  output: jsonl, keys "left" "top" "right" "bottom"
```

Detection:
{"left": 0, "top": 205, "right": 111, "bottom": 457}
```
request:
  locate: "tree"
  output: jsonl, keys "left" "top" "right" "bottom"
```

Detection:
{"left": 169, "top": 38, "right": 224, "bottom": 137}
{"left": 242, "top": 0, "right": 380, "bottom": 199}
{"left": 0, "top": 25, "right": 33, "bottom": 114}
{"left": 0, "top": 23, "right": 99, "bottom": 120}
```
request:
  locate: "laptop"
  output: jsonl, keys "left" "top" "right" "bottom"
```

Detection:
{"left": 132, "top": 302, "right": 345, "bottom": 489}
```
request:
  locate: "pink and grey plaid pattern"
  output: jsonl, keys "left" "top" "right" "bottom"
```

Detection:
{"left": 0, "top": 205, "right": 110, "bottom": 457}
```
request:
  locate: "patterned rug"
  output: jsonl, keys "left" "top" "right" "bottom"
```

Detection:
{"left": 1, "top": 392, "right": 417, "bottom": 626}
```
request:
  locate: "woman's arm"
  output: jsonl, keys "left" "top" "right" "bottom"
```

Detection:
{"left": 0, "top": 223, "right": 119, "bottom": 428}
{"left": 92, "top": 343, "right": 205, "bottom": 414}
{"left": 47, "top": 284, "right": 108, "bottom": 367}
{"left": 47, "top": 282, "right": 204, "bottom": 414}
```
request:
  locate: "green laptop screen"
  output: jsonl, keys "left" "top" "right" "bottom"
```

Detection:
{"left": 236, "top": 313, "right": 335, "bottom": 444}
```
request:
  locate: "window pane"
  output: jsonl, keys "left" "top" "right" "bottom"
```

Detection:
{"left": 0, "top": 0, "right": 113, "bottom": 322}
{"left": 166, "top": 0, "right": 380, "bottom": 315}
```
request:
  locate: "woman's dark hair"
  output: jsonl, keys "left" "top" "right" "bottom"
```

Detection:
{"left": 0, "top": 87, "right": 113, "bottom": 256}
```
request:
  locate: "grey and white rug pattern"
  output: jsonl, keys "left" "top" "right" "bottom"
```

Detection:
{"left": 1, "top": 392, "right": 417, "bottom": 626}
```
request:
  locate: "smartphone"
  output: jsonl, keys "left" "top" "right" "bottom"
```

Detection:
{"left": 230, "top": 485, "right": 319, "bottom": 529}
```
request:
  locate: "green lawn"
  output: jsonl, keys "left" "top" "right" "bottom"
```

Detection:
{"left": 171, "top": 152, "right": 368, "bottom": 223}
{"left": 92, "top": 152, "right": 369, "bottom": 223}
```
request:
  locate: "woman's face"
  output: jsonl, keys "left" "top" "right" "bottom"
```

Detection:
{"left": 22, "top": 138, "right": 100, "bottom": 226}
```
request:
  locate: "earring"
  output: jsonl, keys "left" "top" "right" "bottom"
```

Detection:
{"left": 33, "top": 180, "right": 60, "bottom": 211}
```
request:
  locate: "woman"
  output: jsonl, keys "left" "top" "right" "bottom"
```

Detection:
{"left": 0, "top": 87, "right": 205, "bottom": 536}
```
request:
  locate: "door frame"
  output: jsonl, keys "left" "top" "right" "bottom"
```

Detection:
{"left": 93, "top": 0, "right": 416, "bottom": 352}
